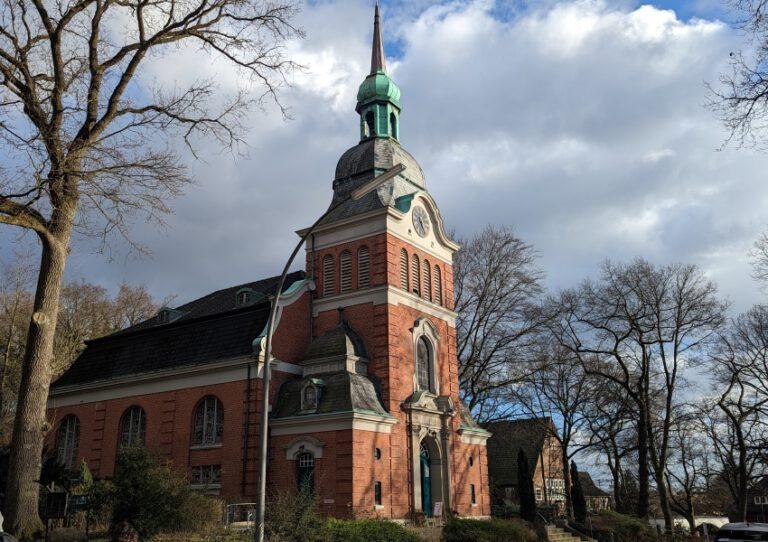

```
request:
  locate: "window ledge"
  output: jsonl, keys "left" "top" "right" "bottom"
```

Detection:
{"left": 471, "top": 503, "right": 478, "bottom": 507}
{"left": 190, "top": 483, "right": 221, "bottom": 490}
{"left": 190, "top": 443, "right": 223, "bottom": 450}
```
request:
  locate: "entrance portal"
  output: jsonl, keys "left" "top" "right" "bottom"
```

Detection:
{"left": 420, "top": 442, "right": 432, "bottom": 516}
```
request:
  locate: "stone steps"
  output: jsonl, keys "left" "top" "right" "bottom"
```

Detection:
{"left": 546, "top": 525, "right": 596, "bottom": 542}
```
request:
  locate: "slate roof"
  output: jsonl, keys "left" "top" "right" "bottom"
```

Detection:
{"left": 304, "top": 322, "right": 367, "bottom": 362}
{"left": 321, "top": 138, "right": 426, "bottom": 225}
{"left": 271, "top": 372, "right": 388, "bottom": 418}
{"left": 484, "top": 417, "right": 553, "bottom": 487}
{"left": 578, "top": 471, "right": 609, "bottom": 498}
{"left": 52, "top": 270, "right": 306, "bottom": 388}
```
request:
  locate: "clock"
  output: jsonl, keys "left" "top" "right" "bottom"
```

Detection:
{"left": 412, "top": 206, "right": 430, "bottom": 237}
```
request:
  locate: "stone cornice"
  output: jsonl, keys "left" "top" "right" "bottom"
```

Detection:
{"left": 269, "top": 410, "right": 398, "bottom": 435}
{"left": 313, "top": 285, "right": 457, "bottom": 325}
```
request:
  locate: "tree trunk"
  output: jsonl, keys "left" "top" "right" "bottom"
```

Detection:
{"left": 611, "top": 454, "right": 622, "bottom": 513}
{"left": 562, "top": 446, "right": 573, "bottom": 520}
{"left": 4, "top": 235, "right": 69, "bottom": 537}
{"left": 637, "top": 412, "right": 650, "bottom": 519}
{"left": 654, "top": 465, "right": 675, "bottom": 534}
{"left": 736, "top": 446, "right": 749, "bottom": 522}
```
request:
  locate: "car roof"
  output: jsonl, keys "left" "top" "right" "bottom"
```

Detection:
{"left": 722, "top": 523, "right": 768, "bottom": 532}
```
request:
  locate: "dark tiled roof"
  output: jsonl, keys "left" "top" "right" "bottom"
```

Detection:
{"left": 52, "top": 271, "right": 306, "bottom": 388}
{"left": 579, "top": 471, "right": 609, "bottom": 498}
{"left": 484, "top": 418, "right": 552, "bottom": 488}
{"left": 304, "top": 322, "right": 367, "bottom": 362}
{"left": 272, "top": 372, "right": 387, "bottom": 418}
{"left": 333, "top": 138, "right": 424, "bottom": 186}
{"left": 320, "top": 138, "right": 426, "bottom": 226}
{"left": 114, "top": 270, "right": 305, "bottom": 334}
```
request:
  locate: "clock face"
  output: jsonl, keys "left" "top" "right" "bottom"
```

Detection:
{"left": 412, "top": 206, "right": 430, "bottom": 237}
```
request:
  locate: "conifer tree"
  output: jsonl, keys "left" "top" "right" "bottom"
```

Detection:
{"left": 518, "top": 449, "right": 537, "bottom": 522}
{"left": 571, "top": 461, "right": 588, "bottom": 524}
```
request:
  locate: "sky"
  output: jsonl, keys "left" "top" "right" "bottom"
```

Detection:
{"left": 2, "top": 0, "right": 767, "bottom": 317}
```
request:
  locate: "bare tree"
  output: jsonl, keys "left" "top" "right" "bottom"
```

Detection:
{"left": 665, "top": 408, "right": 711, "bottom": 532}
{"left": 549, "top": 258, "right": 727, "bottom": 529}
{"left": 0, "top": 1, "right": 301, "bottom": 534}
{"left": 702, "top": 307, "right": 768, "bottom": 521}
{"left": 0, "top": 258, "right": 34, "bottom": 444}
{"left": 54, "top": 280, "right": 158, "bottom": 373}
{"left": 582, "top": 379, "right": 636, "bottom": 514}
{"left": 709, "top": 0, "right": 768, "bottom": 148}
{"left": 454, "top": 225, "right": 544, "bottom": 422}
{"left": 507, "top": 344, "right": 591, "bottom": 519}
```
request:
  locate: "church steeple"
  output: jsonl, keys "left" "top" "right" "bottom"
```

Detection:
{"left": 356, "top": 3, "right": 401, "bottom": 142}
{"left": 370, "top": 3, "right": 386, "bottom": 74}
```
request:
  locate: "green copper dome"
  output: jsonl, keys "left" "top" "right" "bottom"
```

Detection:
{"left": 356, "top": 71, "right": 401, "bottom": 111}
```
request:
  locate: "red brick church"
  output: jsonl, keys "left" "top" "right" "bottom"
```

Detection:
{"left": 45, "top": 5, "right": 491, "bottom": 521}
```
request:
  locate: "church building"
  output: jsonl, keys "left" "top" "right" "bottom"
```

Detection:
{"left": 45, "top": 5, "right": 491, "bottom": 520}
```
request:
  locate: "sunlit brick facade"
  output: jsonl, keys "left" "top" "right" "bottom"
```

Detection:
{"left": 45, "top": 5, "right": 491, "bottom": 521}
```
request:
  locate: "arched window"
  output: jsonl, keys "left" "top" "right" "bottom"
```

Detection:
{"left": 434, "top": 266, "right": 443, "bottom": 306}
{"left": 423, "top": 260, "right": 432, "bottom": 302}
{"left": 365, "top": 111, "right": 375, "bottom": 137}
{"left": 296, "top": 452, "right": 315, "bottom": 493}
{"left": 322, "top": 255, "right": 335, "bottom": 297}
{"left": 411, "top": 256, "right": 420, "bottom": 296}
{"left": 400, "top": 249, "right": 409, "bottom": 291}
{"left": 56, "top": 415, "right": 79, "bottom": 470}
{"left": 340, "top": 251, "right": 352, "bottom": 293}
{"left": 389, "top": 112, "right": 398, "bottom": 139}
{"left": 119, "top": 406, "right": 146, "bottom": 448}
{"left": 416, "top": 337, "right": 434, "bottom": 393}
{"left": 193, "top": 396, "right": 224, "bottom": 447}
{"left": 357, "top": 246, "right": 371, "bottom": 289}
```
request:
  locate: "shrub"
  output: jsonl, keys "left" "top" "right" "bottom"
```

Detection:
{"left": 442, "top": 518, "right": 537, "bottom": 542}
{"left": 325, "top": 518, "right": 420, "bottom": 542}
{"left": 111, "top": 446, "right": 219, "bottom": 540}
{"left": 588, "top": 510, "right": 657, "bottom": 542}
{"left": 48, "top": 528, "right": 89, "bottom": 542}
{"left": 264, "top": 489, "right": 326, "bottom": 542}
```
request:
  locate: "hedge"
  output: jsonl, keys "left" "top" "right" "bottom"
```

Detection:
{"left": 442, "top": 518, "right": 538, "bottom": 542}
{"left": 586, "top": 510, "right": 658, "bottom": 542}
{"left": 325, "top": 519, "right": 420, "bottom": 542}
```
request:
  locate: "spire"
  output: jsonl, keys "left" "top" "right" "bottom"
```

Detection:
{"left": 370, "top": 2, "right": 386, "bottom": 74}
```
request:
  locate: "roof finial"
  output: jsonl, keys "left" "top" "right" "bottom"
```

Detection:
{"left": 370, "top": 1, "right": 386, "bottom": 74}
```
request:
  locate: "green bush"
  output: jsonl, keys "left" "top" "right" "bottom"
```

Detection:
{"left": 111, "top": 446, "right": 220, "bottom": 540}
{"left": 442, "top": 518, "right": 538, "bottom": 542}
{"left": 325, "top": 518, "right": 420, "bottom": 542}
{"left": 588, "top": 510, "right": 657, "bottom": 542}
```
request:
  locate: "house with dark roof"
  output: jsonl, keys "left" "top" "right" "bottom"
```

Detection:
{"left": 578, "top": 471, "right": 611, "bottom": 512}
{"left": 484, "top": 418, "right": 565, "bottom": 511}
{"left": 44, "top": 5, "right": 491, "bottom": 522}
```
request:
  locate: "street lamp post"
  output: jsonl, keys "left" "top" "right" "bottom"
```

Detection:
{"left": 254, "top": 164, "right": 404, "bottom": 542}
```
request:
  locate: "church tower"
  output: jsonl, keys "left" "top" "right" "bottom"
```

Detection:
{"left": 270, "top": 4, "right": 491, "bottom": 519}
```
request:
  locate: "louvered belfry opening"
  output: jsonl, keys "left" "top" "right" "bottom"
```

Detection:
{"left": 411, "top": 255, "right": 420, "bottom": 296}
{"left": 423, "top": 260, "right": 432, "bottom": 301}
{"left": 400, "top": 249, "right": 409, "bottom": 290}
{"left": 358, "top": 246, "right": 371, "bottom": 289}
{"left": 434, "top": 265, "right": 443, "bottom": 305}
{"left": 323, "top": 254, "right": 335, "bottom": 296}
{"left": 340, "top": 251, "right": 352, "bottom": 293}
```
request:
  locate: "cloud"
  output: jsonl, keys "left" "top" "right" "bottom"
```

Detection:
{"left": 2, "top": 0, "right": 765, "bottom": 315}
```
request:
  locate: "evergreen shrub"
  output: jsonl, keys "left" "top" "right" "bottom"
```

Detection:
{"left": 325, "top": 518, "right": 420, "bottom": 542}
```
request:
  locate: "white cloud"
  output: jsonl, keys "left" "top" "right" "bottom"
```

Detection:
{"left": 2, "top": 0, "right": 765, "bottom": 316}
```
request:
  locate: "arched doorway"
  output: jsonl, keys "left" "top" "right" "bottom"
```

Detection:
{"left": 418, "top": 436, "right": 443, "bottom": 517}
{"left": 420, "top": 442, "right": 432, "bottom": 516}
